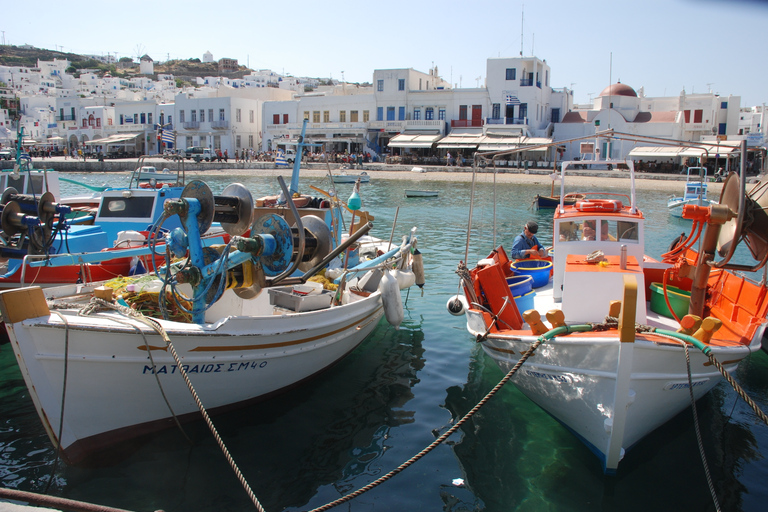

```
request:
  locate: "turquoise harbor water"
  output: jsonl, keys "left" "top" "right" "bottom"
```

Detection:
{"left": 2, "top": 170, "right": 768, "bottom": 512}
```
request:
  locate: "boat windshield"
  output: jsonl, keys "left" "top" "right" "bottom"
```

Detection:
{"left": 559, "top": 219, "right": 639, "bottom": 243}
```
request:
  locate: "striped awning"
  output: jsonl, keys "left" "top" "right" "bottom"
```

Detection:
{"left": 388, "top": 133, "right": 442, "bottom": 148}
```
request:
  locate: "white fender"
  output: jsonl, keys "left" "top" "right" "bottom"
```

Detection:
{"left": 412, "top": 248, "right": 425, "bottom": 288}
{"left": 446, "top": 294, "right": 469, "bottom": 316}
{"left": 391, "top": 269, "right": 416, "bottom": 290}
{"left": 379, "top": 269, "right": 404, "bottom": 329}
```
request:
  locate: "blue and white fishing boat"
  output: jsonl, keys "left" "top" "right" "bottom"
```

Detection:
{"left": 667, "top": 166, "right": 716, "bottom": 217}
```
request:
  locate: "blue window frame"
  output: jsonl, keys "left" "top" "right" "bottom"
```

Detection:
{"left": 506, "top": 68, "right": 516, "bottom": 80}
{"left": 387, "top": 107, "right": 395, "bottom": 121}
{"left": 398, "top": 79, "right": 405, "bottom": 91}
{"left": 425, "top": 107, "right": 434, "bottom": 120}
{"left": 398, "top": 106, "right": 405, "bottom": 120}
{"left": 377, "top": 80, "right": 384, "bottom": 92}
{"left": 719, "top": 123, "right": 727, "bottom": 135}
{"left": 438, "top": 109, "right": 445, "bottom": 120}
{"left": 377, "top": 107, "right": 383, "bottom": 121}
{"left": 721, "top": 101, "right": 728, "bottom": 109}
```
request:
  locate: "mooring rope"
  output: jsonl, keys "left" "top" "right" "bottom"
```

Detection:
{"left": 43, "top": 311, "right": 69, "bottom": 494}
{"left": 681, "top": 341, "right": 721, "bottom": 512}
{"left": 706, "top": 352, "right": 768, "bottom": 425}
{"left": 79, "top": 298, "right": 267, "bottom": 512}
{"left": 305, "top": 336, "right": 546, "bottom": 512}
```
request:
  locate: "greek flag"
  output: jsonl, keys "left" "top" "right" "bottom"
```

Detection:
{"left": 275, "top": 149, "right": 288, "bottom": 167}
{"left": 505, "top": 94, "right": 521, "bottom": 105}
{"left": 161, "top": 129, "right": 175, "bottom": 145}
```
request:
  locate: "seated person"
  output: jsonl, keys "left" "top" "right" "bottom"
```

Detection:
{"left": 511, "top": 220, "right": 545, "bottom": 259}
{"left": 582, "top": 220, "right": 597, "bottom": 240}
{"left": 559, "top": 221, "right": 579, "bottom": 241}
{"left": 600, "top": 221, "right": 616, "bottom": 241}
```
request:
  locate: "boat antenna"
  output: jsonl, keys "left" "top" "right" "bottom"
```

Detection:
{"left": 520, "top": 4, "right": 524, "bottom": 56}
{"left": 289, "top": 118, "right": 308, "bottom": 196}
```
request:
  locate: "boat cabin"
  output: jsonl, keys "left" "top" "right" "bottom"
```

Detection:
{"left": 551, "top": 172, "right": 647, "bottom": 324}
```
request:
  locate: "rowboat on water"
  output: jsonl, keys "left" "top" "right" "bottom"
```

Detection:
{"left": 331, "top": 171, "right": 370, "bottom": 184}
{"left": 405, "top": 189, "right": 438, "bottom": 198}
{"left": 449, "top": 130, "right": 768, "bottom": 474}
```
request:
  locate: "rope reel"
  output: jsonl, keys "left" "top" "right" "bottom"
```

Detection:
{"left": 0, "top": 186, "right": 70, "bottom": 255}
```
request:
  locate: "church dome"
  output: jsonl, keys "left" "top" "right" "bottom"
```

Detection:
{"left": 599, "top": 82, "right": 637, "bottom": 98}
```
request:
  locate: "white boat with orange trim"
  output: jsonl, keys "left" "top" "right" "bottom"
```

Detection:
{"left": 450, "top": 131, "right": 768, "bottom": 474}
{"left": 0, "top": 126, "right": 423, "bottom": 465}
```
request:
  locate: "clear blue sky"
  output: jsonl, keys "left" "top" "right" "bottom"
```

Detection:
{"left": 4, "top": 0, "right": 766, "bottom": 106}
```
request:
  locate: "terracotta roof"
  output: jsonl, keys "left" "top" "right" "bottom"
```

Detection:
{"left": 562, "top": 111, "right": 589, "bottom": 123}
{"left": 599, "top": 82, "right": 637, "bottom": 97}
{"left": 633, "top": 111, "right": 677, "bottom": 123}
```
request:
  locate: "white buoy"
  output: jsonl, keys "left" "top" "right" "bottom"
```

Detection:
{"left": 391, "top": 269, "right": 416, "bottom": 290}
{"left": 380, "top": 269, "right": 404, "bottom": 329}
{"left": 446, "top": 294, "right": 468, "bottom": 316}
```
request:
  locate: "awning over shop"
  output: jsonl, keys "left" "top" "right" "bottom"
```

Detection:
{"left": 85, "top": 133, "right": 141, "bottom": 146}
{"left": 679, "top": 142, "right": 740, "bottom": 158}
{"left": 388, "top": 133, "right": 442, "bottom": 148}
{"left": 476, "top": 136, "right": 552, "bottom": 152}
{"left": 627, "top": 146, "right": 686, "bottom": 158}
{"left": 437, "top": 134, "right": 483, "bottom": 149}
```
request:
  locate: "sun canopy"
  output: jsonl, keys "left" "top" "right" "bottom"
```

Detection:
{"left": 388, "top": 133, "right": 442, "bottom": 148}
{"left": 476, "top": 135, "right": 552, "bottom": 152}
{"left": 627, "top": 146, "right": 686, "bottom": 158}
{"left": 85, "top": 133, "right": 141, "bottom": 146}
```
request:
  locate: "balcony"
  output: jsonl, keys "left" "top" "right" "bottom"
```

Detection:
{"left": 211, "top": 120, "right": 229, "bottom": 129}
{"left": 451, "top": 119, "right": 484, "bottom": 128}
{"left": 520, "top": 78, "right": 533, "bottom": 87}
{"left": 486, "top": 117, "right": 528, "bottom": 126}
{"left": 57, "top": 114, "right": 76, "bottom": 121}
{"left": 183, "top": 121, "right": 200, "bottom": 130}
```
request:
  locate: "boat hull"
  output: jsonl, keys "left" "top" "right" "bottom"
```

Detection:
{"left": 404, "top": 190, "right": 438, "bottom": 198}
{"left": 1, "top": 287, "right": 385, "bottom": 463}
{"left": 467, "top": 310, "right": 760, "bottom": 473}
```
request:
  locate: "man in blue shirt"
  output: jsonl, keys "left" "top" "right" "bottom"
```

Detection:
{"left": 511, "top": 221, "right": 544, "bottom": 259}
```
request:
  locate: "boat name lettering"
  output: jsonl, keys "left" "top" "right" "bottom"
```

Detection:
{"left": 525, "top": 370, "right": 571, "bottom": 384}
{"left": 663, "top": 379, "right": 707, "bottom": 391}
{"left": 142, "top": 361, "right": 268, "bottom": 375}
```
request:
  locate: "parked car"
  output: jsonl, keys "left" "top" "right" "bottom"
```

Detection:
{"left": 182, "top": 146, "right": 212, "bottom": 162}
{"left": 0, "top": 148, "right": 16, "bottom": 160}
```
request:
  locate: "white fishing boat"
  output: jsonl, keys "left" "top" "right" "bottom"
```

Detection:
{"left": 0, "top": 176, "right": 422, "bottom": 464}
{"left": 331, "top": 171, "right": 370, "bottom": 184}
{"left": 0, "top": 119, "right": 424, "bottom": 465}
{"left": 404, "top": 189, "right": 438, "bottom": 198}
{"left": 449, "top": 131, "right": 768, "bottom": 474}
{"left": 667, "top": 166, "right": 717, "bottom": 217}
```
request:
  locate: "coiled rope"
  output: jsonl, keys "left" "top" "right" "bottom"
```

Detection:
{"left": 79, "top": 298, "right": 266, "bottom": 512}
{"left": 305, "top": 335, "right": 547, "bottom": 512}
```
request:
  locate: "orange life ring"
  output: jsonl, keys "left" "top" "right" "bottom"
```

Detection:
{"left": 575, "top": 199, "right": 623, "bottom": 212}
